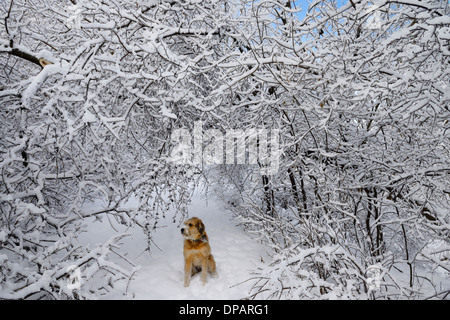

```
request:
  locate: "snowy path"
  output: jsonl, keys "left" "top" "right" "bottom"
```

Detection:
{"left": 83, "top": 194, "right": 269, "bottom": 299}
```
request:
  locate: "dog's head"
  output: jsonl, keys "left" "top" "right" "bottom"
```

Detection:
{"left": 181, "top": 217, "right": 206, "bottom": 241}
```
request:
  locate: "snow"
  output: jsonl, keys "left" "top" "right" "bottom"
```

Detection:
{"left": 79, "top": 193, "right": 269, "bottom": 299}
{"left": 81, "top": 22, "right": 116, "bottom": 29}
{"left": 427, "top": 16, "right": 450, "bottom": 25}
{"left": 0, "top": 230, "right": 6, "bottom": 242}
{"left": 160, "top": 103, "right": 178, "bottom": 119}
{"left": 82, "top": 109, "right": 97, "bottom": 123}
{"left": 21, "top": 64, "right": 61, "bottom": 109}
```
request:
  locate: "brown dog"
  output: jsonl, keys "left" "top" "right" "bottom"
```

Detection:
{"left": 181, "top": 217, "right": 217, "bottom": 287}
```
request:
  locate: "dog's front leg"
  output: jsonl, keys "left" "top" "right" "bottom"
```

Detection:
{"left": 200, "top": 258, "right": 208, "bottom": 285}
{"left": 184, "top": 258, "right": 192, "bottom": 287}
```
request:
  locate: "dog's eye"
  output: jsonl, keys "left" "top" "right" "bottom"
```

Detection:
{"left": 188, "top": 223, "right": 193, "bottom": 227}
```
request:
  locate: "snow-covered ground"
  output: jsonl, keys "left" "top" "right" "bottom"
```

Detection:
{"left": 77, "top": 192, "right": 450, "bottom": 300}
{"left": 80, "top": 193, "right": 270, "bottom": 299}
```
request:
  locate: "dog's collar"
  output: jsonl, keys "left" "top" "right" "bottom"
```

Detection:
{"left": 192, "top": 235, "right": 208, "bottom": 243}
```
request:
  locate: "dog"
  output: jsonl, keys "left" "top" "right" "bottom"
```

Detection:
{"left": 181, "top": 217, "right": 216, "bottom": 287}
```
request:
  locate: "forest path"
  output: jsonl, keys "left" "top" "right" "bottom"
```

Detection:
{"left": 92, "top": 193, "right": 269, "bottom": 299}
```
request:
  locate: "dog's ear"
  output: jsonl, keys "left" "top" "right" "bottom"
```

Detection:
{"left": 197, "top": 220, "right": 205, "bottom": 235}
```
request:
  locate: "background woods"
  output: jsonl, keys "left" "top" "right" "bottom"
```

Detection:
{"left": 0, "top": 0, "right": 449, "bottom": 299}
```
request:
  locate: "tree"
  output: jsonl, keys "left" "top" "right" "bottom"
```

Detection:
{"left": 0, "top": 0, "right": 234, "bottom": 299}
{"left": 208, "top": 0, "right": 450, "bottom": 299}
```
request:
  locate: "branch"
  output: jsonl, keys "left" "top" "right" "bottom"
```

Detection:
{"left": 2, "top": 45, "right": 53, "bottom": 68}
{"left": 9, "top": 47, "right": 41, "bottom": 66}
{"left": 2, "top": 0, "right": 43, "bottom": 67}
